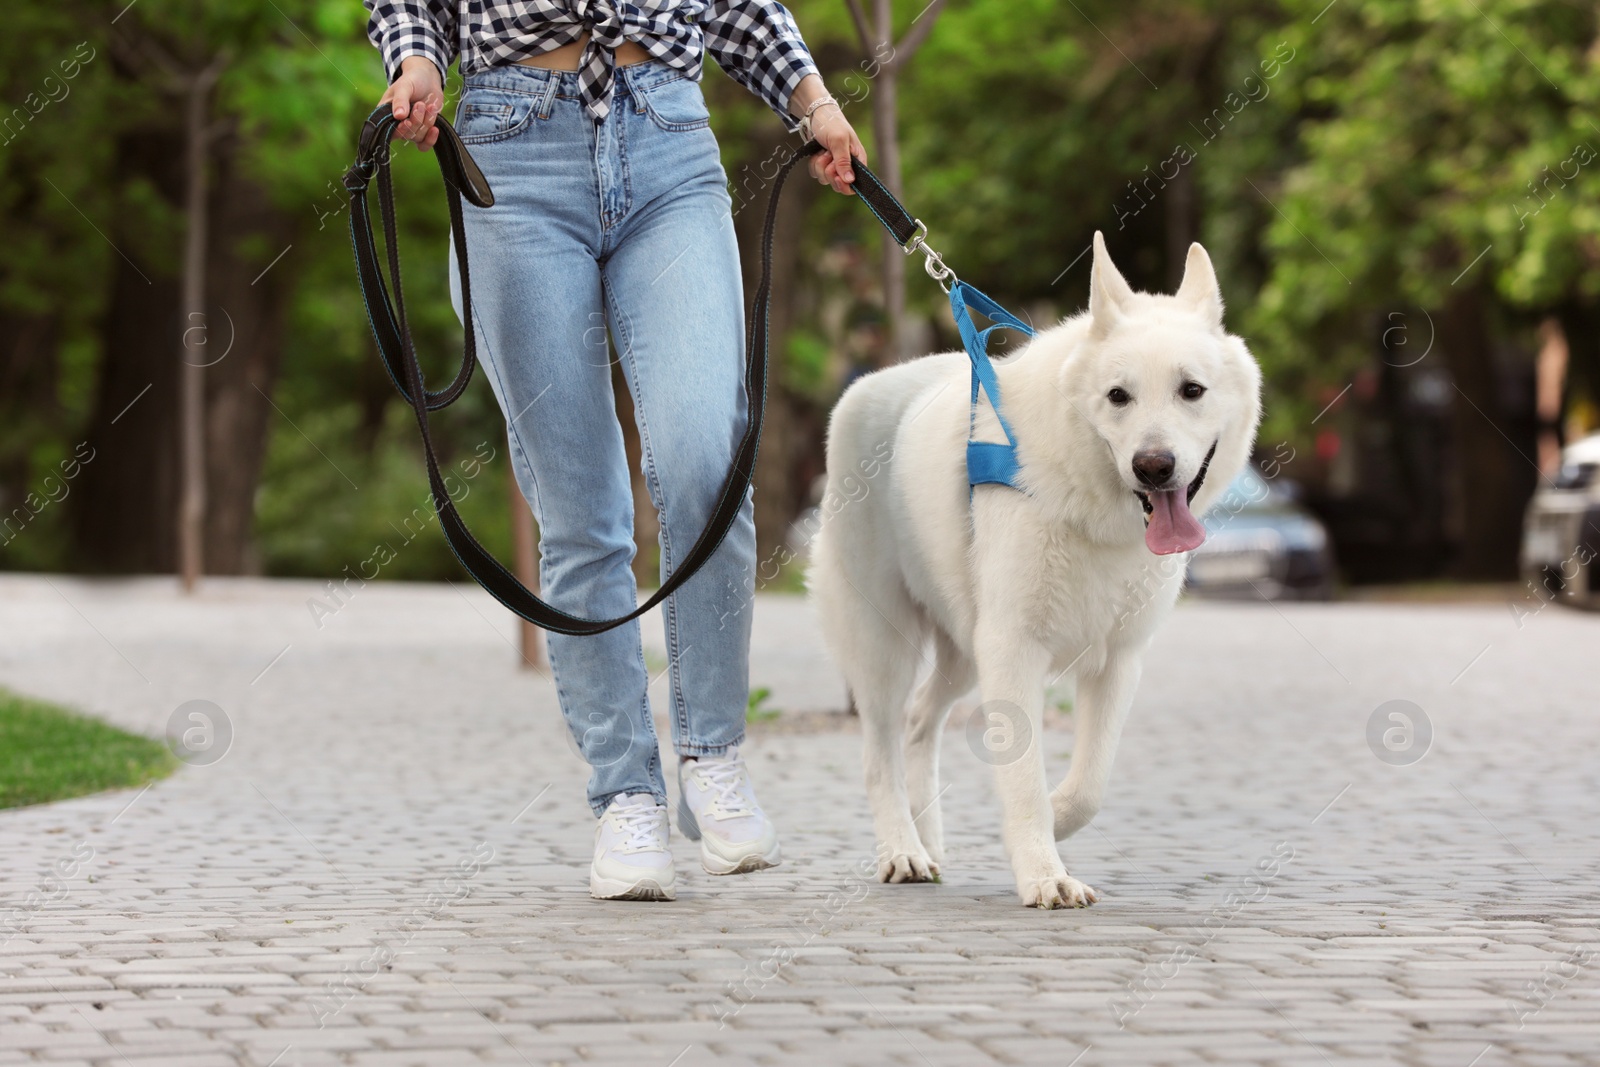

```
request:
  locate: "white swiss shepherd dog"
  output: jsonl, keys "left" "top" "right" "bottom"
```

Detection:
{"left": 811, "top": 233, "right": 1262, "bottom": 908}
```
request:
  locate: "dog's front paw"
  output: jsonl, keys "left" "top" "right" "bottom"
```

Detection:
{"left": 1018, "top": 873, "right": 1097, "bottom": 909}
{"left": 877, "top": 849, "right": 940, "bottom": 884}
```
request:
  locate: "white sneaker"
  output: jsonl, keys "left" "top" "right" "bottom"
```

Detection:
{"left": 677, "top": 746, "right": 782, "bottom": 875}
{"left": 590, "top": 794, "right": 676, "bottom": 901}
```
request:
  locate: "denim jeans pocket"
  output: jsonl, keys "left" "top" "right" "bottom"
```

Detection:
{"left": 456, "top": 88, "right": 539, "bottom": 144}
{"left": 638, "top": 77, "right": 711, "bottom": 132}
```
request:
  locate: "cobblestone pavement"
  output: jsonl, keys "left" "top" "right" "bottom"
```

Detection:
{"left": 1, "top": 572, "right": 1597, "bottom": 1067}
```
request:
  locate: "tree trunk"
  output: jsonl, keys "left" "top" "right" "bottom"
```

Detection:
{"left": 1164, "top": 163, "right": 1196, "bottom": 291}
{"left": 354, "top": 343, "right": 393, "bottom": 458}
{"left": 0, "top": 312, "right": 61, "bottom": 518}
{"left": 871, "top": 0, "right": 905, "bottom": 365}
{"left": 732, "top": 125, "right": 821, "bottom": 565}
{"left": 72, "top": 124, "right": 293, "bottom": 575}
{"left": 201, "top": 138, "right": 295, "bottom": 575}
{"left": 73, "top": 125, "right": 183, "bottom": 573}
{"left": 1437, "top": 289, "right": 1537, "bottom": 579}
{"left": 178, "top": 64, "right": 221, "bottom": 590}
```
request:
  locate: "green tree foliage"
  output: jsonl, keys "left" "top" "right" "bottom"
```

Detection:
{"left": 0, "top": 8, "right": 117, "bottom": 566}
{"left": 3, "top": 0, "right": 1594, "bottom": 581}
{"left": 1251, "top": 0, "right": 1600, "bottom": 412}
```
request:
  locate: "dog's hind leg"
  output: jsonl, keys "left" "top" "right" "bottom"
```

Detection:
{"left": 1052, "top": 652, "right": 1141, "bottom": 840}
{"left": 903, "top": 629, "right": 974, "bottom": 867}
{"left": 811, "top": 545, "right": 934, "bottom": 882}
{"left": 857, "top": 605, "right": 937, "bottom": 883}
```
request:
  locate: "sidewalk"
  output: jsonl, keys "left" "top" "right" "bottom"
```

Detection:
{"left": 1, "top": 573, "right": 1596, "bottom": 1066}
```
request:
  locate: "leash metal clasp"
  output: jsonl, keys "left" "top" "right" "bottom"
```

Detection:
{"left": 901, "top": 219, "right": 930, "bottom": 256}
{"left": 901, "top": 218, "right": 956, "bottom": 293}
{"left": 921, "top": 247, "right": 956, "bottom": 293}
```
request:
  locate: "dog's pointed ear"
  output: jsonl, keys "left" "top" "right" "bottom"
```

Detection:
{"left": 1089, "top": 231, "right": 1134, "bottom": 339}
{"left": 1175, "top": 242, "right": 1224, "bottom": 331}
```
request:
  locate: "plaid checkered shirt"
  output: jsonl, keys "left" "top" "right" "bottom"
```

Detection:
{"left": 364, "top": 0, "right": 819, "bottom": 127}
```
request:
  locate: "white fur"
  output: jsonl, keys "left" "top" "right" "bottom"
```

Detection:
{"left": 810, "top": 234, "right": 1262, "bottom": 908}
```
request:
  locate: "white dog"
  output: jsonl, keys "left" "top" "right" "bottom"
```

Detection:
{"left": 810, "top": 233, "right": 1261, "bottom": 908}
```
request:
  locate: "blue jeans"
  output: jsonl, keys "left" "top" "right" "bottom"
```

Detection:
{"left": 447, "top": 60, "right": 755, "bottom": 816}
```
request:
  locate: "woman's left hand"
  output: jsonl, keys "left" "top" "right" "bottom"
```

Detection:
{"left": 808, "top": 102, "right": 867, "bottom": 196}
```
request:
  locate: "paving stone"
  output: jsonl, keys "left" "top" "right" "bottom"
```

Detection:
{"left": 0, "top": 576, "right": 1596, "bottom": 1065}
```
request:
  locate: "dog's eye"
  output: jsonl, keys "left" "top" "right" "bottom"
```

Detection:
{"left": 1107, "top": 387, "right": 1131, "bottom": 406}
{"left": 1181, "top": 381, "right": 1207, "bottom": 400}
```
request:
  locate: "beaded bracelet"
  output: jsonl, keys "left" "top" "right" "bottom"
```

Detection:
{"left": 797, "top": 95, "right": 841, "bottom": 142}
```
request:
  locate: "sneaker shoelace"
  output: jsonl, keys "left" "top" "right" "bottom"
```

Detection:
{"left": 694, "top": 758, "right": 755, "bottom": 819}
{"left": 608, "top": 801, "right": 667, "bottom": 853}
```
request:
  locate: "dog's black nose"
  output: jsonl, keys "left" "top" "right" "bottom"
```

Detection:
{"left": 1132, "top": 450, "right": 1176, "bottom": 487}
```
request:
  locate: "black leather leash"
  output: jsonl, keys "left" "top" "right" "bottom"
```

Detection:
{"left": 343, "top": 107, "right": 925, "bottom": 635}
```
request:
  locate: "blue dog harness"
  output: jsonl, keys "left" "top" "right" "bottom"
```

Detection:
{"left": 832, "top": 161, "right": 1035, "bottom": 493}
{"left": 949, "top": 280, "right": 1034, "bottom": 490}
{"left": 856, "top": 181, "right": 1034, "bottom": 492}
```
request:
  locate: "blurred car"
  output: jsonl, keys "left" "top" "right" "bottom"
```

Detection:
{"left": 1185, "top": 467, "right": 1335, "bottom": 600}
{"left": 1520, "top": 432, "right": 1600, "bottom": 610}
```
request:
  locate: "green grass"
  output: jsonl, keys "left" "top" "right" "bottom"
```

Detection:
{"left": 0, "top": 689, "right": 178, "bottom": 809}
{"left": 759, "top": 558, "right": 810, "bottom": 595}
{"left": 746, "top": 686, "right": 781, "bottom": 723}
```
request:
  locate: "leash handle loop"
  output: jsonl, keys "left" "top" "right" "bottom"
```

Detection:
{"left": 347, "top": 109, "right": 816, "bottom": 635}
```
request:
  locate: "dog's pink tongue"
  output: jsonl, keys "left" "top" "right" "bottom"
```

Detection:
{"left": 1144, "top": 489, "right": 1207, "bottom": 555}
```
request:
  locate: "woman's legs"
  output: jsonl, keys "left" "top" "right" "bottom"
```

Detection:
{"left": 451, "top": 66, "right": 666, "bottom": 815}
{"left": 602, "top": 147, "right": 755, "bottom": 763}
{"left": 448, "top": 61, "right": 761, "bottom": 818}
{"left": 601, "top": 68, "right": 777, "bottom": 875}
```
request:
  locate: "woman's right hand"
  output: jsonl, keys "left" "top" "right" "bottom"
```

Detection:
{"left": 379, "top": 56, "right": 445, "bottom": 152}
